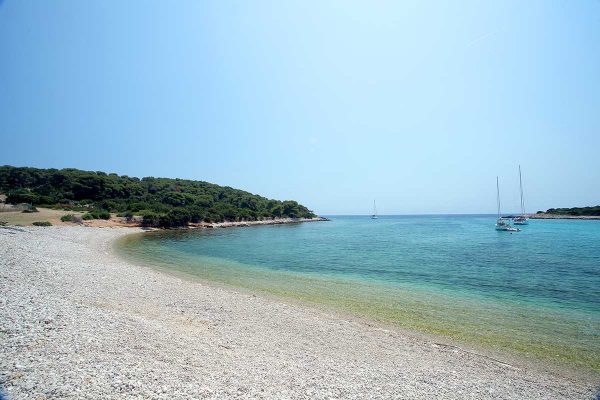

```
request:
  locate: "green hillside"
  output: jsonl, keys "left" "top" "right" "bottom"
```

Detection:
{"left": 540, "top": 206, "right": 600, "bottom": 217}
{"left": 0, "top": 166, "right": 316, "bottom": 227}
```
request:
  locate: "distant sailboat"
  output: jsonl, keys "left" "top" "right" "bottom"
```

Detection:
{"left": 371, "top": 200, "right": 378, "bottom": 219}
{"left": 513, "top": 165, "right": 529, "bottom": 225}
{"left": 496, "top": 177, "right": 520, "bottom": 232}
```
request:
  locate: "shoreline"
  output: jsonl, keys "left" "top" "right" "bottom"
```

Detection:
{"left": 0, "top": 207, "right": 329, "bottom": 229}
{"left": 187, "top": 216, "right": 329, "bottom": 229}
{"left": 1, "top": 226, "right": 598, "bottom": 398}
{"left": 528, "top": 213, "right": 600, "bottom": 220}
{"left": 117, "top": 229, "right": 600, "bottom": 374}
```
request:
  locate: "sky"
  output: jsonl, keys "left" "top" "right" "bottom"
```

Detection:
{"left": 1, "top": 1, "right": 599, "bottom": 215}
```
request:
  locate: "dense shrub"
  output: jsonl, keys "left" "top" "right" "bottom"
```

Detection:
{"left": 121, "top": 211, "right": 134, "bottom": 222}
{"left": 32, "top": 221, "right": 52, "bottom": 226}
{"left": 6, "top": 189, "right": 39, "bottom": 205}
{"left": 142, "top": 212, "right": 159, "bottom": 226}
{"left": 162, "top": 192, "right": 196, "bottom": 207}
{"left": 188, "top": 206, "right": 206, "bottom": 223}
{"left": 158, "top": 209, "right": 191, "bottom": 227}
{"left": 80, "top": 210, "right": 111, "bottom": 220}
{"left": 95, "top": 210, "right": 111, "bottom": 220}
{"left": 61, "top": 214, "right": 75, "bottom": 222}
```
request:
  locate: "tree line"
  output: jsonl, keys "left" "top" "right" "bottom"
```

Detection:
{"left": 540, "top": 206, "right": 600, "bottom": 216}
{"left": 0, "top": 166, "right": 316, "bottom": 227}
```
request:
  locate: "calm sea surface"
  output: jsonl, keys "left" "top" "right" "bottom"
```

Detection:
{"left": 117, "top": 215, "right": 600, "bottom": 371}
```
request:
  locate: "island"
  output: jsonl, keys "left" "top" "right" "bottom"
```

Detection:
{"left": 530, "top": 205, "right": 600, "bottom": 220}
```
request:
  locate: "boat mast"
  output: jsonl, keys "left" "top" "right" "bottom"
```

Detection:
{"left": 373, "top": 199, "right": 377, "bottom": 216}
{"left": 519, "top": 165, "right": 525, "bottom": 217}
{"left": 496, "top": 176, "right": 501, "bottom": 219}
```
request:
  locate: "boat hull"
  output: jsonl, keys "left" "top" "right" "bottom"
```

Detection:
{"left": 496, "top": 226, "right": 520, "bottom": 232}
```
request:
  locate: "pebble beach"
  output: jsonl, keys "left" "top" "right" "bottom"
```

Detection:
{"left": 0, "top": 226, "right": 597, "bottom": 399}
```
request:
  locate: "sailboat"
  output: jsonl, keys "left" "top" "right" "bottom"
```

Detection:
{"left": 513, "top": 165, "right": 529, "bottom": 225}
{"left": 371, "top": 200, "right": 378, "bottom": 219}
{"left": 495, "top": 177, "right": 520, "bottom": 232}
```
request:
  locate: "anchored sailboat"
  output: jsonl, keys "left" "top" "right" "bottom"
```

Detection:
{"left": 371, "top": 200, "right": 378, "bottom": 219}
{"left": 496, "top": 177, "right": 520, "bottom": 232}
{"left": 513, "top": 165, "right": 529, "bottom": 225}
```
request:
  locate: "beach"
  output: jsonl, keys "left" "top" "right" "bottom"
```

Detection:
{"left": 0, "top": 226, "right": 598, "bottom": 399}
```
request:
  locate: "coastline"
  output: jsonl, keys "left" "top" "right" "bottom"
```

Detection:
{"left": 1, "top": 226, "right": 598, "bottom": 399}
{"left": 0, "top": 207, "right": 328, "bottom": 229}
{"left": 529, "top": 213, "right": 600, "bottom": 220}
{"left": 188, "top": 216, "right": 329, "bottom": 229}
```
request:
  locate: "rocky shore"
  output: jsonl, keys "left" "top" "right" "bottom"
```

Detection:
{"left": 0, "top": 226, "right": 597, "bottom": 399}
{"left": 190, "top": 216, "right": 329, "bottom": 229}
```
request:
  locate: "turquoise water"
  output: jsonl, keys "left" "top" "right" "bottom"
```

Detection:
{"left": 118, "top": 215, "right": 600, "bottom": 371}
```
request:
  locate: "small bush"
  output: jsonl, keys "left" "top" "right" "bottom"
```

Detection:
{"left": 82, "top": 210, "right": 111, "bottom": 220}
{"left": 0, "top": 221, "right": 7, "bottom": 226}
{"left": 61, "top": 214, "right": 78, "bottom": 222}
{"left": 116, "top": 211, "right": 134, "bottom": 219}
{"left": 32, "top": 221, "right": 52, "bottom": 227}
{"left": 96, "top": 210, "right": 111, "bottom": 220}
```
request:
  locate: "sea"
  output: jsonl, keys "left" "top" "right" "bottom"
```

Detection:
{"left": 116, "top": 215, "right": 600, "bottom": 371}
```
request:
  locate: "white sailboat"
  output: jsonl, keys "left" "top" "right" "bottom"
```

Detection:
{"left": 496, "top": 177, "right": 520, "bottom": 232}
{"left": 513, "top": 165, "right": 529, "bottom": 225}
{"left": 371, "top": 200, "right": 378, "bottom": 219}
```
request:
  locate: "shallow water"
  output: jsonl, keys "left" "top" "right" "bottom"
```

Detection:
{"left": 117, "top": 215, "right": 600, "bottom": 371}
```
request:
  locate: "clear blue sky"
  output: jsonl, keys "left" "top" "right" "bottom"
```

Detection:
{"left": 1, "top": 1, "right": 599, "bottom": 215}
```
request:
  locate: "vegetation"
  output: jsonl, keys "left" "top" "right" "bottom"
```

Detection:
{"left": 32, "top": 221, "right": 52, "bottom": 226}
{"left": 544, "top": 206, "right": 600, "bottom": 216}
{"left": 0, "top": 165, "right": 316, "bottom": 227}
{"left": 61, "top": 214, "right": 75, "bottom": 222}
{"left": 61, "top": 214, "right": 83, "bottom": 224}
{"left": 116, "top": 211, "right": 135, "bottom": 223}
{"left": 82, "top": 209, "right": 111, "bottom": 220}
{"left": 21, "top": 207, "right": 39, "bottom": 213}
